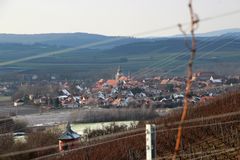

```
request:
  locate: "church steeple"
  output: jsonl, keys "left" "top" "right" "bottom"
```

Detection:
{"left": 128, "top": 71, "right": 131, "bottom": 79}
{"left": 115, "top": 66, "right": 123, "bottom": 81}
{"left": 117, "top": 66, "right": 122, "bottom": 74}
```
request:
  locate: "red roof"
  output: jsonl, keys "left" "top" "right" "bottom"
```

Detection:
{"left": 119, "top": 76, "right": 128, "bottom": 81}
{"left": 106, "top": 80, "right": 117, "bottom": 87}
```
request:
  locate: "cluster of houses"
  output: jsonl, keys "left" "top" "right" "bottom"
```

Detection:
{"left": 9, "top": 67, "right": 240, "bottom": 109}
{"left": 0, "top": 82, "right": 14, "bottom": 96}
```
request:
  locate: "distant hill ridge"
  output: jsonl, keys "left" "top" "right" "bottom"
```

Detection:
{"left": 0, "top": 28, "right": 239, "bottom": 49}
{"left": 0, "top": 32, "right": 147, "bottom": 49}
{"left": 0, "top": 28, "right": 239, "bottom": 77}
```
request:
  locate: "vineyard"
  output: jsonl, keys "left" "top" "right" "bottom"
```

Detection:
{"left": 27, "top": 91, "right": 240, "bottom": 160}
{"left": 1, "top": 92, "right": 239, "bottom": 160}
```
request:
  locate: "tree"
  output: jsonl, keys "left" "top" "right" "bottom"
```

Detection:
{"left": 166, "top": 84, "right": 174, "bottom": 92}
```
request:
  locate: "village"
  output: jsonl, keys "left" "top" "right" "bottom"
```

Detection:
{"left": 0, "top": 66, "right": 239, "bottom": 114}
{"left": 0, "top": 66, "right": 240, "bottom": 157}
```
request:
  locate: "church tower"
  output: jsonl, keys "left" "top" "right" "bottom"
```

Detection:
{"left": 115, "top": 66, "right": 123, "bottom": 81}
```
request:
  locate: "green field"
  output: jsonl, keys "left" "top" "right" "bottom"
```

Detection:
{"left": 0, "top": 96, "right": 11, "bottom": 102}
{"left": 8, "top": 50, "right": 239, "bottom": 77}
{"left": 0, "top": 38, "right": 239, "bottom": 80}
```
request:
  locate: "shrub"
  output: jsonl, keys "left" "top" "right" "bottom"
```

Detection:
{"left": 0, "top": 134, "right": 14, "bottom": 154}
{"left": 13, "top": 120, "right": 28, "bottom": 132}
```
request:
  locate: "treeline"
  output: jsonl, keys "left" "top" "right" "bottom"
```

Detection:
{"left": 69, "top": 108, "right": 159, "bottom": 123}
{"left": 83, "top": 122, "right": 136, "bottom": 139}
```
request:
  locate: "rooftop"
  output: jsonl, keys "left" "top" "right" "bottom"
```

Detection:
{"left": 58, "top": 122, "right": 80, "bottom": 140}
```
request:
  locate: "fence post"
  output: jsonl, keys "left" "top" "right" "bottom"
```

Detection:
{"left": 146, "top": 124, "right": 156, "bottom": 160}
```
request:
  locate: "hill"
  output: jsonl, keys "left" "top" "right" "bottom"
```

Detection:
{"left": 0, "top": 30, "right": 240, "bottom": 81}
{"left": 0, "top": 33, "right": 146, "bottom": 49}
{"left": 0, "top": 88, "right": 239, "bottom": 159}
{"left": 5, "top": 90, "right": 238, "bottom": 160}
{"left": 196, "top": 28, "right": 240, "bottom": 37}
{"left": 54, "top": 90, "right": 240, "bottom": 160}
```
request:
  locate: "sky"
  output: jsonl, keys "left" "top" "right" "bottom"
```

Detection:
{"left": 0, "top": 0, "right": 240, "bottom": 37}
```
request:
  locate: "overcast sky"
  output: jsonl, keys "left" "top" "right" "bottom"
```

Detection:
{"left": 0, "top": 0, "right": 240, "bottom": 37}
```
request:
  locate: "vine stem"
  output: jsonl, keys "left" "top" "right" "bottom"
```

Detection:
{"left": 172, "top": 0, "right": 199, "bottom": 159}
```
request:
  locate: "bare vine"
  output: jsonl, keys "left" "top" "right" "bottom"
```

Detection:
{"left": 172, "top": 0, "right": 199, "bottom": 159}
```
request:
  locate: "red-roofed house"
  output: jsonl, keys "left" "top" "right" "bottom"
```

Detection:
{"left": 106, "top": 80, "right": 117, "bottom": 88}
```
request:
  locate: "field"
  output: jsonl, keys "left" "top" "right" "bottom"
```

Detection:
{"left": 0, "top": 96, "right": 11, "bottom": 102}
{"left": 0, "top": 36, "right": 240, "bottom": 81}
{"left": 0, "top": 100, "right": 40, "bottom": 117}
{"left": 1, "top": 50, "right": 240, "bottom": 82}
